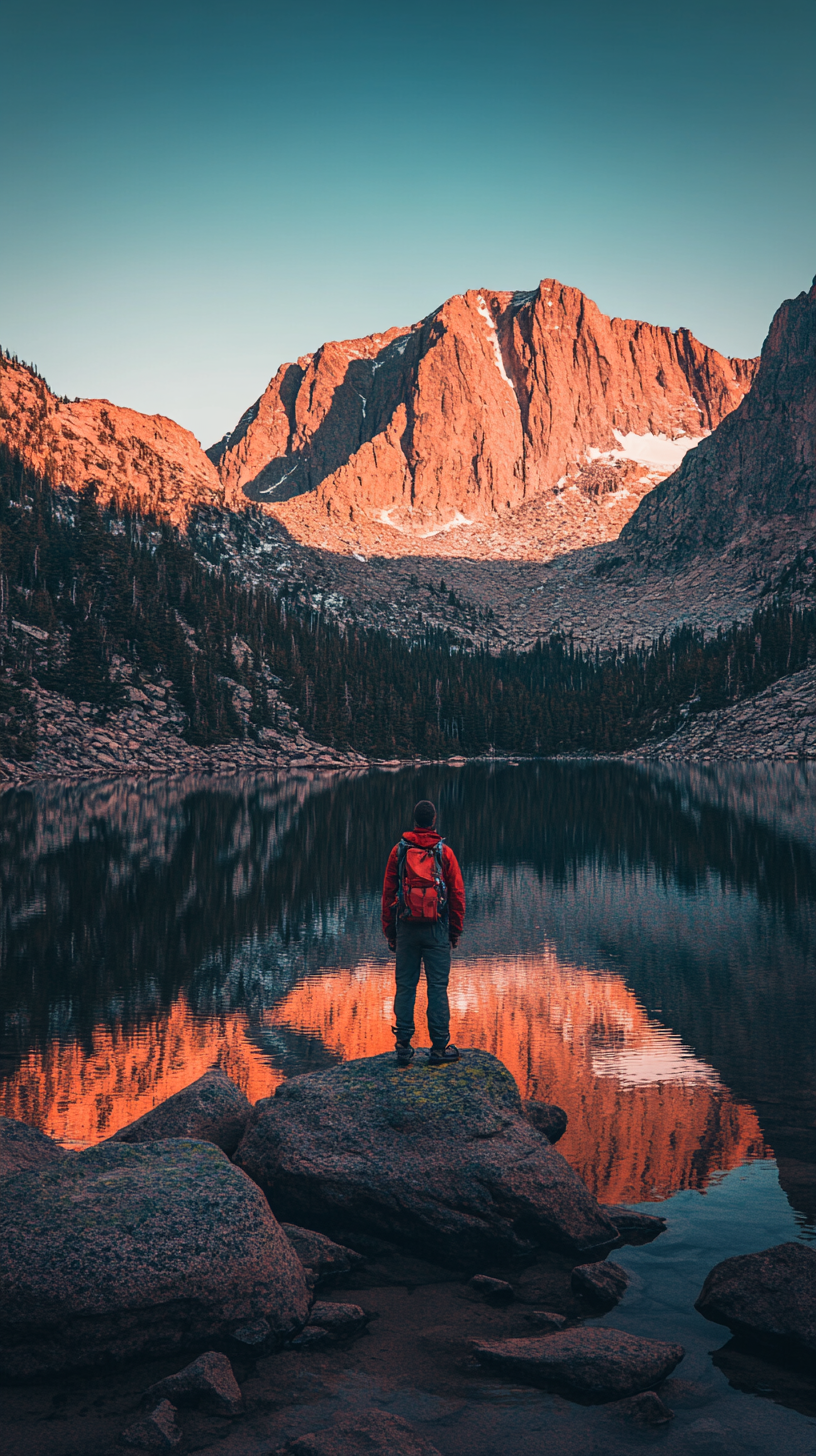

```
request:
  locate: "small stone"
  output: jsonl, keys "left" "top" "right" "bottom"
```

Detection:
{"left": 307, "top": 1301, "right": 370, "bottom": 1338}
{"left": 522, "top": 1100, "right": 568, "bottom": 1144}
{"left": 273, "top": 1409, "right": 443, "bottom": 1455}
{"left": 468, "top": 1275, "right": 514, "bottom": 1302}
{"left": 608, "top": 1390, "right": 674, "bottom": 1424}
{"left": 571, "top": 1259, "right": 630, "bottom": 1305}
{"left": 146, "top": 1350, "right": 242, "bottom": 1416}
{"left": 281, "top": 1225, "right": 364, "bottom": 1284}
{"left": 602, "top": 1204, "right": 667, "bottom": 1239}
{"left": 120, "top": 1400, "right": 181, "bottom": 1450}
{"left": 524, "top": 1310, "right": 568, "bottom": 1330}
{"left": 289, "top": 1325, "right": 334, "bottom": 1349}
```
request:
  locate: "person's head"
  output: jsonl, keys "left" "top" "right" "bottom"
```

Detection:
{"left": 413, "top": 800, "right": 436, "bottom": 829}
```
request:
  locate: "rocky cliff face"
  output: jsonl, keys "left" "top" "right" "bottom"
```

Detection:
{"left": 210, "top": 281, "right": 757, "bottom": 553}
{"left": 0, "top": 356, "right": 224, "bottom": 525}
{"left": 620, "top": 278, "right": 816, "bottom": 565}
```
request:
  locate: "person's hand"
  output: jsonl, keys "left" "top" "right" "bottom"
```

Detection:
{"left": 449, "top": 935, "right": 459, "bottom": 949}
{"left": 387, "top": 939, "right": 396, "bottom": 953}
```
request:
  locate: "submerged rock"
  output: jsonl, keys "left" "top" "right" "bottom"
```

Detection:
{"left": 274, "top": 1410, "right": 443, "bottom": 1455}
{"left": 234, "top": 1050, "right": 617, "bottom": 1263}
{"left": 120, "top": 1400, "right": 182, "bottom": 1450}
{"left": 571, "top": 1259, "right": 630, "bottom": 1305}
{"left": 522, "top": 1099, "right": 568, "bottom": 1144}
{"left": 0, "top": 1116, "right": 67, "bottom": 1177}
{"left": 607, "top": 1390, "right": 674, "bottom": 1424}
{"left": 282, "top": 1224, "right": 365, "bottom": 1285}
{"left": 695, "top": 1241, "right": 816, "bottom": 1356}
{"left": 472, "top": 1327, "right": 685, "bottom": 1401}
{"left": 110, "top": 1068, "right": 251, "bottom": 1155}
{"left": 145, "top": 1351, "right": 243, "bottom": 1416}
{"left": 0, "top": 1139, "right": 309, "bottom": 1379}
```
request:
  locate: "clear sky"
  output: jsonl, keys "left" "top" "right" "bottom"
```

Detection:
{"left": 1, "top": 0, "right": 814, "bottom": 448}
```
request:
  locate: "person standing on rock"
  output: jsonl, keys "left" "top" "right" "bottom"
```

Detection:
{"left": 381, "top": 799, "right": 466, "bottom": 1068}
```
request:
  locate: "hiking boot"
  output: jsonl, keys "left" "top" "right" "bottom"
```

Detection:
{"left": 429, "top": 1043, "right": 460, "bottom": 1066}
{"left": 395, "top": 1041, "right": 415, "bottom": 1068}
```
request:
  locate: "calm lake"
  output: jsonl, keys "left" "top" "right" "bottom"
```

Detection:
{"left": 2, "top": 761, "right": 815, "bottom": 1444}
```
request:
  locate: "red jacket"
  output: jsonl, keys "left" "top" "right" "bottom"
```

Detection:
{"left": 381, "top": 829, "right": 465, "bottom": 940}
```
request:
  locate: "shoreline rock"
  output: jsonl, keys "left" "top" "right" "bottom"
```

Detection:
{"left": 695, "top": 1241, "right": 816, "bottom": 1357}
{"left": 109, "top": 1068, "right": 252, "bottom": 1156}
{"left": 234, "top": 1049, "right": 618, "bottom": 1263}
{"left": 0, "top": 1116, "right": 67, "bottom": 1177}
{"left": 0, "top": 1139, "right": 309, "bottom": 1379}
{"left": 471, "top": 1327, "right": 685, "bottom": 1401}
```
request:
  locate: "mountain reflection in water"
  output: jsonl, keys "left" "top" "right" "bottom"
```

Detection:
{"left": 0, "top": 763, "right": 813, "bottom": 1222}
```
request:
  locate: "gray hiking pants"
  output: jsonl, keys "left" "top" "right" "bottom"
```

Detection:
{"left": 394, "top": 919, "right": 451, "bottom": 1049}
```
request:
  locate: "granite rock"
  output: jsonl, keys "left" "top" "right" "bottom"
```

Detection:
{"left": 472, "top": 1327, "right": 684, "bottom": 1401}
{"left": 282, "top": 1224, "right": 365, "bottom": 1284}
{"left": 307, "top": 1301, "right": 370, "bottom": 1339}
{"left": 0, "top": 1139, "right": 309, "bottom": 1378}
{"left": 0, "top": 1116, "right": 67, "bottom": 1177}
{"left": 695, "top": 1241, "right": 816, "bottom": 1355}
{"left": 522, "top": 1099, "right": 568, "bottom": 1144}
{"left": 273, "top": 1410, "right": 444, "bottom": 1455}
{"left": 110, "top": 1068, "right": 252, "bottom": 1155}
{"left": 145, "top": 1350, "right": 243, "bottom": 1416}
{"left": 571, "top": 1259, "right": 630, "bottom": 1305}
{"left": 120, "top": 1400, "right": 182, "bottom": 1450}
{"left": 234, "top": 1049, "right": 618, "bottom": 1263}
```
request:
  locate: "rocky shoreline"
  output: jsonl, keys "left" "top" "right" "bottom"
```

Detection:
{"left": 2, "top": 1058, "right": 813, "bottom": 1456}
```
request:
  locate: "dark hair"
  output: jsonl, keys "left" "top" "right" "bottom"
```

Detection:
{"left": 413, "top": 800, "right": 436, "bottom": 828}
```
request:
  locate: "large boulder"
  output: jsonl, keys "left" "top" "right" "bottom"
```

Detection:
{"left": 0, "top": 1116, "right": 67, "bottom": 1177}
{"left": 472, "top": 1328, "right": 685, "bottom": 1401}
{"left": 0, "top": 1139, "right": 310, "bottom": 1379}
{"left": 695, "top": 1241, "right": 816, "bottom": 1356}
{"left": 110, "top": 1068, "right": 251, "bottom": 1155}
{"left": 234, "top": 1050, "right": 617, "bottom": 1263}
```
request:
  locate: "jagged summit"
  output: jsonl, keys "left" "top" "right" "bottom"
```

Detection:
{"left": 208, "top": 279, "right": 757, "bottom": 558}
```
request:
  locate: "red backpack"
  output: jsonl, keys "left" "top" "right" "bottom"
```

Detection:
{"left": 396, "top": 838, "right": 449, "bottom": 922}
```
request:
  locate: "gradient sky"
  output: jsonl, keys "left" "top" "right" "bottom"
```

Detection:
{"left": 2, "top": 0, "right": 814, "bottom": 448}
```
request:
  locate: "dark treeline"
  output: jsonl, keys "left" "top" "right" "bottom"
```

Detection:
{"left": 1, "top": 443, "right": 815, "bottom": 761}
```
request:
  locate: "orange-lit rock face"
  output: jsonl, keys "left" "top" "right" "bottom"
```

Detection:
{"left": 211, "top": 281, "right": 758, "bottom": 559}
{"left": 264, "top": 953, "right": 767, "bottom": 1204}
{"left": 0, "top": 357, "right": 224, "bottom": 525}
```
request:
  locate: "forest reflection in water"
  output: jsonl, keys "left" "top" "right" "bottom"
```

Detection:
{"left": 0, "top": 761, "right": 813, "bottom": 1222}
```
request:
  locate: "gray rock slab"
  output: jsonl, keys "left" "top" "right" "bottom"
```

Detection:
{"left": 0, "top": 1139, "right": 309, "bottom": 1379}
{"left": 695, "top": 1241, "right": 816, "bottom": 1355}
{"left": 110, "top": 1068, "right": 251, "bottom": 1155}
{"left": 0, "top": 1116, "right": 67, "bottom": 1177}
{"left": 472, "top": 1327, "right": 685, "bottom": 1401}
{"left": 571, "top": 1259, "right": 630, "bottom": 1304}
{"left": 146, "top": 1350, "right": 243, "bottom": 1415}
{"left": 234, "top": 1050, "right": 617, "bottom": 1263}
{"left": 524, "top": 1310, "right": 568, "bottom": 1330}
{"left": 274, "top": 1410, "right": 443, "bottom": 1455}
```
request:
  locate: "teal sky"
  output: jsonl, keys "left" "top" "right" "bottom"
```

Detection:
{"left": 1, "top": 0, "right": 814, "bottom": 448}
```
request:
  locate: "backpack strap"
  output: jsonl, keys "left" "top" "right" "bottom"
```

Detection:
{"left": 396, "top": 838, "right": 410, "bottom": 912}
